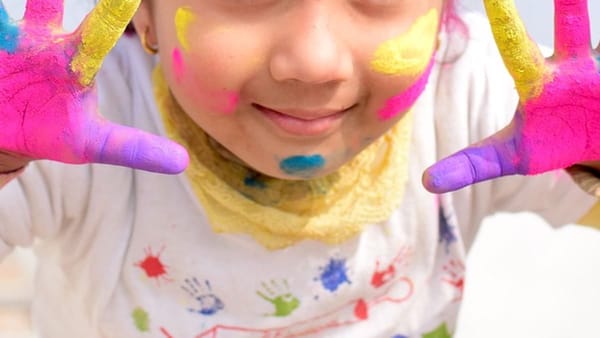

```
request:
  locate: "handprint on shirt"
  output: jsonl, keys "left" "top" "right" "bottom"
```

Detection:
{"left": 0, "top": 0, "right": 188, "bottom": 173}
{"left": 424, "top": 0, "right": 600, "bottom": 192}
{"left": 181, "top": 277, "right": 224, "bottom": 316}
{"left": 256, "top": 279, "right": 300, "bottom": 317}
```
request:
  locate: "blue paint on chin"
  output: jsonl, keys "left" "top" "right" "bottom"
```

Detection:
{"left": 0, "top": 8, "right": 19, "bottom": 53}
{"left": 279, "top": 155, "right": 325, "bottom": 177}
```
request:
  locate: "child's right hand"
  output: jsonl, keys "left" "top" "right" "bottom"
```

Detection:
{"left": 0, "top": 0, "right": 189, "bottom": 174}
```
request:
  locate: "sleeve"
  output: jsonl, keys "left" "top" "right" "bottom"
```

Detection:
{"left": 0, "top": 162, "right": 89, "bottom": 261}
{"left": 0, "top": 38, "right": 136, "bottom": 262}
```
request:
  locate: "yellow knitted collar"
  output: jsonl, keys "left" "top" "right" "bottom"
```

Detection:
{"left": 153, "top": 67, "right": 413, "bottom": 250}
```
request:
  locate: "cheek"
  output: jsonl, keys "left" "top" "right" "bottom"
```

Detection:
{"left": 370, "top": 9, "right": 438, "bottom": 76}
{"left": 376, "top": 59, "right": 434, "bottom": 120}
{"left": 368, "top": 9, "right": 439, "bottom": 120}
{"left": 169, "top": 47, "right": 240, "bottom": 115}
{"left": 171, "top": 9, "right": 245, "bottom": 115}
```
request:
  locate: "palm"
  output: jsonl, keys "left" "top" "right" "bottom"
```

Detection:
{"left": 423, "top": 0, "right": 600, "bottom": 192}
{"left": 0, "top": 0, "right": 189, "bottom": 173}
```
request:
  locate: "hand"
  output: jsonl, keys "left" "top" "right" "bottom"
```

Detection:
{"left": 0, "top": 0, "right": 189, "bottom": 174}
{"left": 423, "top": 0, "right": 600, "bottom": 193}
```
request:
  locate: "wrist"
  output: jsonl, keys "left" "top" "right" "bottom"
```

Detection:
{"left": 0, "top": 151, "right": 30, "bottom": 174}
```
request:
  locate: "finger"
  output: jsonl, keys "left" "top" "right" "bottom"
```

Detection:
{"left": 24, "top": 0, "right": 63, "bottom": 27}
{"left": 71, "top": 0, "right": 141, "bottom": 86}
{"left": 422, "top": 134, "right": 520, "bottom": 193}
{"left": 554, "top": 0, "right": 591, "bottom": 58}
{"left": 85, "top": 122, "right": 189, "bottom": 174}
{"left": 0, "top": 1, "right": 19, "bottom": 53}
{"left": 483, "top": 0, "right": 546, "bottom": 100}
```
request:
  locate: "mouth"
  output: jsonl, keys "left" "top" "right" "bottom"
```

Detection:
{"left": 253, "top": 103, "right": 354, "bottom": 137}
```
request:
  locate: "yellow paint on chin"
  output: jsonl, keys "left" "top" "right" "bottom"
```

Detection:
{"left": 370, "top": 9, "right": 439, "bottom": 76}
{"left": 175, "top": 6, "right": 196, "bottom": 52}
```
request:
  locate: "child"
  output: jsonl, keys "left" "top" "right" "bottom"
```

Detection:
{"left": 0, "top": 0, "right": 599, "bottom": 337}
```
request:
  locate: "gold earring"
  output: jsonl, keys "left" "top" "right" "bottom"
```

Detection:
{"left": 141, "top": 28, "right": 159, "bottom": 55}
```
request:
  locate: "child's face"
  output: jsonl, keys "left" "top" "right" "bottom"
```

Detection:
{"left": 134, "top": 0, "right": 443, "bottom": 179}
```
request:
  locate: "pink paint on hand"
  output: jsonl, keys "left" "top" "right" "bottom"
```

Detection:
{"left": 0, "top": 0, "right": 189, "bottom": 174}
{"left": 377, "top": 59, "right": 434, "bottom": 120}
{"left": 424, "top": 0, "right": 600, "bottom": 193}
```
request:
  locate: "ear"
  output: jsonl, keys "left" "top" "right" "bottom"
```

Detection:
{"left": 131, "top": 0, "right": 158, "bottom": 47}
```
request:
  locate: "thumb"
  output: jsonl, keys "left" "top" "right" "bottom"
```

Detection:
{"left": 84, "top": 120, "right": 189, "bottom": 174}
{"left": 422, "top": 126, "right": 522, "bottom": 193}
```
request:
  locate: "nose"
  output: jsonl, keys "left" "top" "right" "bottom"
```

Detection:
{"left": 269, "top": 5, "right": 354, "bottom": 84}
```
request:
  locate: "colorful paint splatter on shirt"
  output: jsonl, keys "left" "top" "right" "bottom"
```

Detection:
{"left": 131, "top": 307, "right": 150, "bottom": 332}
{"left": 318, "top": 257, "right": 351, "bottom": 292}
{"left": 256, "top": 279, "right": 300, "bottom": 317}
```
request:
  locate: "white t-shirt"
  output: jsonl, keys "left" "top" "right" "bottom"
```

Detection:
{"left": 0, "top": 12, "right": 594, "bottom": 338}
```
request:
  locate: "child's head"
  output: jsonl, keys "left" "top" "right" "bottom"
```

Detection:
{"left": 132, "top": 0, "right": 449, "bottom": 179}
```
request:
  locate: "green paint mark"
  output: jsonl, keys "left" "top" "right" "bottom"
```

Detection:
{"left": 423, "top": 322, "right": 452, "bottom": 338}
{"left": 256, "top": 280, "right": 300, "bottom": 317}
{"left": 132, "top": 307, "right": 150, "bottom": 332}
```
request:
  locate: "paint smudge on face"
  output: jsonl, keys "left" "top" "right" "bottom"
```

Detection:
{"left": 371, "top": 9, "right": 439, "bottom": 76}
{"left": 131, "top": 307, "right": 150, "bottom": 332}
{"left": 318, "top": 258, "right": 351, "bottom": 292}
{"left": 377, "top": 59, "right": 434, "bottom": 120}
{"left": 0, "top": 6, "right": 19, "bottom": 53}
{"left": 279, "top": 155, "right": 325, "bottom": 177}
{"left": 172, "top": 47, "right": 185, "bottom": 83}
{"left": 175, "top": 6, "right": 195, "bottom": 52}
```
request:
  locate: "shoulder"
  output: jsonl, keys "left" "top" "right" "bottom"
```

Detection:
{"left": 95, "top": 36, "right": 158, "bottom": 127}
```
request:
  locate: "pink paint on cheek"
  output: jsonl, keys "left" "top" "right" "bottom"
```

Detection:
{"left": 377, "top": 59, "right": 434, "bottom": 120}
{"left": 172, "top": 47, "right": 185, "bottom": 83}
{"left": 187, "top": 76, "right": 239, "bottom": 115}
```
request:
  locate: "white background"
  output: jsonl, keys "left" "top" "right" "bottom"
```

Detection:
{"left": 2, "top": 1, "right": 600, "bottom": 338}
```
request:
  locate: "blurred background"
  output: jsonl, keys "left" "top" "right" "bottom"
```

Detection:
{"left": 2, "top": 1, "right": 600, "bottom": 338}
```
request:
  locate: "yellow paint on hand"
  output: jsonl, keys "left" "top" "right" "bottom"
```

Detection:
{"left": 175, "top": 7, "right": 196, "bottom": 52}
{"left": 71, "top": 0, "right": 140, "bottom": 86}
{"left": 370, "top": 9, "right": 439, "bottom": 76}
{"left": 484, "top": 0, "right": 547, "bottom": 100}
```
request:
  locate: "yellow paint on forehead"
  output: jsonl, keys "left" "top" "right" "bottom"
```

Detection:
{"left": 175, "top": 7, "right": 196, "bottom": 52}
{"left": 370, "top": 9, "right": 439, "bottom": 76}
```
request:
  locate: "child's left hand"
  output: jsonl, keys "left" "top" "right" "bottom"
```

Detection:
{"left": 423, "top": 0, "right": 600, "bottom": 193}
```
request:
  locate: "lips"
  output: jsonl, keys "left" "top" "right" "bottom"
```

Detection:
{"left": 253, "top": 103, "right": 351, "bottom": 137}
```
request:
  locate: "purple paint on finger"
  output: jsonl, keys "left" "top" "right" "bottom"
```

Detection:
{"left": 423, "top": 136, "right": 520, "bottom": 193}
